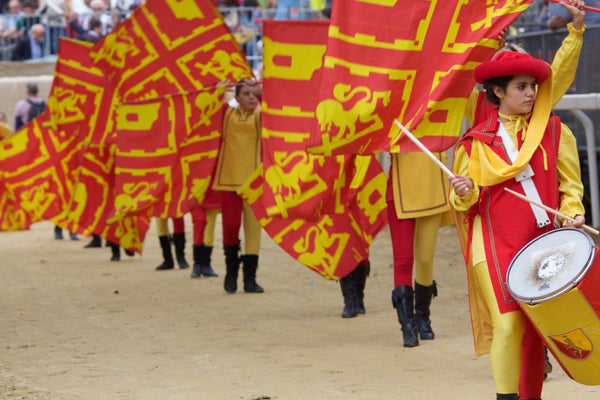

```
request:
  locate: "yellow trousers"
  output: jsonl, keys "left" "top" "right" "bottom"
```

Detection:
{"left": 474, "top": 261, "right": 525, "bottom": 394}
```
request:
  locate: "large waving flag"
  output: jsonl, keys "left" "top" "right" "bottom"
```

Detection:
{"left": 110, "top": 86, "right": 224, "bottom": 220}
{"left": 242, "top": 20, "right": 388, "bottom": 279}
{"left": 240, "top": 158, "right": 387, "bottom": 280}
{"left": 90, "top": 0, "right": 252, "bottom": 221}
{"left": 0, "top": 112, "right": 82, "bottom": 227}
{"left": 262, "top": 20, "right": 356, "bottom": 220}
{"left": 90, "top": 0, "right": 253, "bottom": 101}
{"left": 307, "top": 0, "right": 533, "bottom": 155}
{"left": 48, "top": 38, "right": 149, "bottom": 252}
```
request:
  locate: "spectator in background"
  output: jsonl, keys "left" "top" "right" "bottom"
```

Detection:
{"left": 109, "top": 6, "right": 125, "bottom": 31}
{"left": 14, "top": 82, "right": 45, "bottom": 130}
{"left": 273, "top": 0, "right": 306, "bottom": 19}
{"left": 320, "top": 0, "right": 331, "bottom": 18}
{"left": 2, "top": 0, "right": 24, "bottom": 40}
{"left": 72, "top": 0, "right": 93, "bottom": 16}
{"left": 89, "top": 0, "right": 111, "bottom": 34}
{"left": 113, "top": 0, "right": 139, "bottom": 11}
{"left": 15, "top": 1, "right": 41, "bottom": 34}
{"left": 11, "top": 23, "right": 46, "bottom": 61}
{"left": 71, "top": 0, "right": 93, "bottom": 34}
{"left": 38, "top": 0, "right": 68, "bottom": 54}
{"left": 81, "top": 18, "right": 103, "bottom": 43}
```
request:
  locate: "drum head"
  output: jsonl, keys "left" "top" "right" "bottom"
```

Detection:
{"left": 507, "top": 228, "right": 596, "bottom": 304}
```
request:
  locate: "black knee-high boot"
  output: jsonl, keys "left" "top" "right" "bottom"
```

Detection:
{"left": 392, "top": 285, "right": 418, "bottom": 347}
{"left": 340, "top": 269, "right": 358, "bottom": 318}
{"left": 355, "top": 262, "right": 370, "bottom": 314}
{"left": 156, "top": 235, "right": 174, "bottom": 270}
{"left": 223, "top": 243, "right": 240, "bottom": 293}
{"left": 496, "top": 394, "right": 519, "bottom": 400}
{"left": 84, "top": 234, "right": 102, "bottom": 248}
{"left": 242, "top": 254, "right": 264, "bottom": 293}
{"left": 172, "top": 232, "right": 189, "bottom": 269}
{"left": 109, "top": 241, "right": 120, "bottom": 261}
{"left": 191, "top": 244, "right": 218, "bottom": 278}
{"left": 414, "top": 280, "right": 437, "bottom": 340}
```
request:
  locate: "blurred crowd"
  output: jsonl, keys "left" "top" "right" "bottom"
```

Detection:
{"left": 0, "top": 0, "right": 333, "bottom": 62}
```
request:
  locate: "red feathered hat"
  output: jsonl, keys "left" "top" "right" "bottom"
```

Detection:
{"left": 473, "top": 51, "right": 550, "bottom": 84}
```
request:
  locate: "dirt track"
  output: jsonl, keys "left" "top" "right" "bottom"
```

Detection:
{"left": 1, "top": 219, "right": 598, "bottom": 399}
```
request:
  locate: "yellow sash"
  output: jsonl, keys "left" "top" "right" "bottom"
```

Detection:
{"left": 468, "top": 69, "right": 553, "bottom": 186}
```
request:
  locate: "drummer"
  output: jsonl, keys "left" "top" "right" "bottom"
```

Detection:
{"left": 448, "top": 52, "right": 586, "bottom": 400}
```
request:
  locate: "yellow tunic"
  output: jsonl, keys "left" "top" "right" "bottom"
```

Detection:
{"left": 390, "top": 151, "right": 450, "bottom": 219}
{"left": 213, "top": 106, "right": 261, "bottom": 191}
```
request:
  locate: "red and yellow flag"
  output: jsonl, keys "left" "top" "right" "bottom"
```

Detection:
{"left": 90, "top": 0, "right": 252, "bottom": 101}
{"left": 307, "top": 0, "right": 533, "bottom": 155}
{"left": 262, "top": 20, "right": 358, "bottom": 220}
{"left": 0, "top": 110, "right": 83, "bottom": 228}
{"left": 240, "top": 158, "right": 387, "bottom": 280}
{"left": 242, "top": 20, "right": 388, "bottom": 279}
{"left": 51, "top": 38, "right": 149, "bottom": 252}
{"left": 111, "top": 86, "right": 224, "bottom": 220}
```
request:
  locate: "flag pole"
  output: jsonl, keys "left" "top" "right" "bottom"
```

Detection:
{"left": 393, "top": 120, "right": 455, "bottom": 178}
{"left": 504, "top": 188, "right": 599, "bottom": 235}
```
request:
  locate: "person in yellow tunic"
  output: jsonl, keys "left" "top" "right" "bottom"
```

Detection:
{"left": 448, "top": 51, "right": 586, "bottom": 400}
{"left": 388, "top": 0, "right": 586, "bottom": 349}
{"left": 213, "top": 78, "right": 264, "bottom": 294}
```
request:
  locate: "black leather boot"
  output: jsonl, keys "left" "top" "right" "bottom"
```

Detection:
{"left": 392, "top": 286, "right": 419, "bottom": 347}
{"left": 200, "top": 245, "right": 217, "bottom": 277}
{"left": 339, "top": 269, "right": 358, "bottom": 318}
{"left": 223, "top": 243, "right": 240, "bottom": 293}
{"left": 496, "top": 394, "right": 519, "bottom": 400}
{"left": 172, "top": 232, "right": 189, "bottom": 269}
{"left": 414, "top": 280, "right": 437, "bottom": 340}
{"left": 156, "top": 235, "right": 174, "bottom": 270}
{"left": 242, "top": 254, "right": 264, "bottom": 293}
{"left": 355, "top": 262, "right": 370, "bottom": 315}
{"left": 109, "top": 241, "right": 120, "bottom": 261}
{"left": 191, "top": 244, "right": 218, "bottom": 278}
{"left": 84, "top": 234, "right": 102, "bottom": 248}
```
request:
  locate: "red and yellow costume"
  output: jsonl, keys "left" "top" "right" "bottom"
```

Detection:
{"left": 213, "top": 104, "right": 263, "bottom": 293}
{"left": 450, "top": 49, "right": 585, "bottom": 399}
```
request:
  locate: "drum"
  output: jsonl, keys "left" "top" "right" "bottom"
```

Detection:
{"left": 507, "top": 228, "right": 600, "bottom": 386}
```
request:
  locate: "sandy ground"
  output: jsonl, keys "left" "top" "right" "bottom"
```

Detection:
{"left": 1, "top": 218, "right": 599, "bottom": 400}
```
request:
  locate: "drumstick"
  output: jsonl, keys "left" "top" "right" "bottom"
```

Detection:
{"left": 504, "top": 187, "right": 599, "bottom": 235}
{"left": 393, "top": 120, "right": 455, "bottom": 178}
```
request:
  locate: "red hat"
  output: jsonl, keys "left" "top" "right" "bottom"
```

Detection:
{"left": 473, "top": 51, "right": 550, "bottom": 84}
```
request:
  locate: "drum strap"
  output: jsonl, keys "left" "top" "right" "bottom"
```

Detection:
{"left": 497, "top": 122, "right": 551, "bottom": 228}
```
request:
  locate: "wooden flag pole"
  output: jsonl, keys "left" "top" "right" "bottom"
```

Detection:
{"left": 393, "top": 120, "right": 455, "bottom": 178}
{"left": 504, "top": 187, "right": 599, "bottom": 236}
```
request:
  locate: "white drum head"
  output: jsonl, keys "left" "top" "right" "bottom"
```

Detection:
{"left": 507, "top": 228, "right": 595, "bottom": 304}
